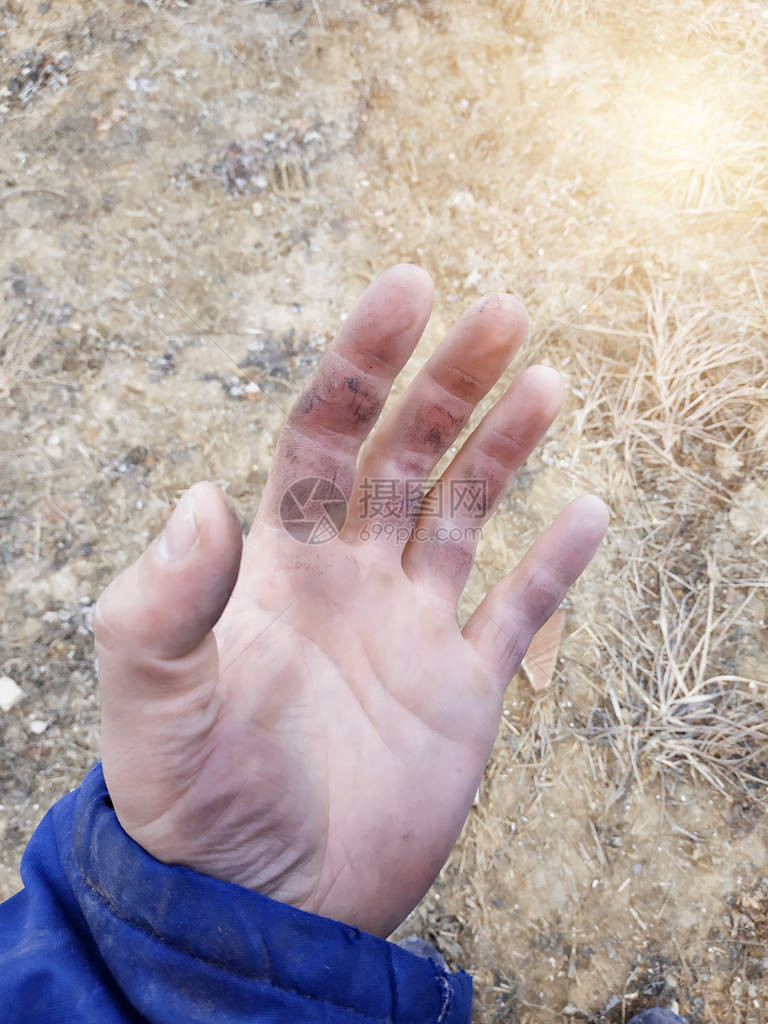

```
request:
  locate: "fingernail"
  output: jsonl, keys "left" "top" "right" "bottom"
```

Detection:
{"left": 159, "top": 490, "right": 198, "bottom": 562}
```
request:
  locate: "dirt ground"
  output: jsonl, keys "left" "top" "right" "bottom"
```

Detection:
{"left": 1, "top": 1, "right": 767, "bottom": 1021}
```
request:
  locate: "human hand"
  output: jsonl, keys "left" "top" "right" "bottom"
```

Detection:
{"left": 94, "top": 265, "right": 607, "bottom": 938}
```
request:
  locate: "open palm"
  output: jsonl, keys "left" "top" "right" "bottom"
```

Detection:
{"left": 95, "top": 266, "right": 607, "bottom": 938}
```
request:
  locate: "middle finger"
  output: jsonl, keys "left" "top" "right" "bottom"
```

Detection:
{"left": 341, "top": 293, "right": 528, "bottom": 553}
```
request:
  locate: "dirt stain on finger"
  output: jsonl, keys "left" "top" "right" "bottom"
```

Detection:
{"left": 343, "top": 376, "right": 382, "bottom": 426}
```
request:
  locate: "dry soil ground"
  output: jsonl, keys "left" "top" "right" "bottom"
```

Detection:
{"left": 1, "top": 1, "right": 767, "bottom": 1021}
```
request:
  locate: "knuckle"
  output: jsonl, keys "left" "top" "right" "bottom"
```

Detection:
{"left": 521, "top": 570, "right": 562, "bottom": 629}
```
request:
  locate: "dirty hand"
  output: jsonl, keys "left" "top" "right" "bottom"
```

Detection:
{"left": 95, "top": 265, "right": 607, "bottom": 938}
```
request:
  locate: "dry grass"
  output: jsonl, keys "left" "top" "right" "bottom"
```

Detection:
{"left": 569, "top": 277, "right": 767, "bottom": 487}
{"left": 551, "top": 262, "right": 768, "bottom": 798}
{"left": 583, "top": 551, "right": 767, "bottom": 794}
{"left": 481, "top": 0, "right": 768, "bottom": 807}
{"left": 0, "top": 314, "right": 47, "bottom": 398}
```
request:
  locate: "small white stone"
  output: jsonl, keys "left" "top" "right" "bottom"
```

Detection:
{"left": 29, "top": 720, "right": 48, "bottom": 734}
{"left": 0, "top": 676, "right": 23, "bottom": 712}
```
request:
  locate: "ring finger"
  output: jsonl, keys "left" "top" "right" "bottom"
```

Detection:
{"left": 402, "top": 364, "right": 565, "bottom": 602}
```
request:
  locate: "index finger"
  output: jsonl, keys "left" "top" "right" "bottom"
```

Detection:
{"left": 256, "top": 264, "right": 434, "bottom": 530}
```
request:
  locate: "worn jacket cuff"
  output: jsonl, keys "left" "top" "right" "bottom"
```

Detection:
{"left": 59, "top": 763, "right": 473, "bottom": 1022}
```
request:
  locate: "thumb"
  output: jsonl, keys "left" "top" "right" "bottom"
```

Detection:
{"left": 94, "top": 481, "right": 243, "bottom": 707}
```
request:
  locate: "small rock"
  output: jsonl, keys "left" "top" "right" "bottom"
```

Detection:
{"left": 0, "top": 676, "right": 23, "bottom": 712}
{"left": 125, "top": 445, "right": 149, "bottom": 465}
{"left": 29, "top": 719, "right": 48, "bottom": 734}
{"left": 223, "top": 375, "right": 245, "bottom": 399}
{"left": 45, "top": 431, "right": 63, "bottom": 458}
{"left": 94, "top": 106, "right": 129, "bottom": 136}
{"left": 729, "top": 481, "right": 767, "bottom": 538}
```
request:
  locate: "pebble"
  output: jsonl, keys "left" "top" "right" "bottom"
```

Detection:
{"left": 0, "top": 676, "right": 23, "bottom": 712}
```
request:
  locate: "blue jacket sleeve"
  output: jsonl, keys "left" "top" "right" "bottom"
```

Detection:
{"left": 0, "top": 763, "right": 473, "bottom": 1023}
